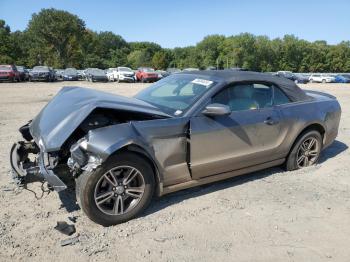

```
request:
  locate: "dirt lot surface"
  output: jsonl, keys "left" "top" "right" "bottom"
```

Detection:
{"left": 0, "top": 81, "right": 349, "bottom": 261}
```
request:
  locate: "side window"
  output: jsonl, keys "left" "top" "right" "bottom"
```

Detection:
{"left": 273, "top": 86, "right": 290, "bottom": 105}
{"left": 212, "top": 83, "right": 273, "bottom": 111}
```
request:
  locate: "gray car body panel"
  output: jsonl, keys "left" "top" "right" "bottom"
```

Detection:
{"left": 84, "top": 117, "right": 191, "bottom": 187}
{"left": 25, "top": 71, "right": 341, "bottom": 194}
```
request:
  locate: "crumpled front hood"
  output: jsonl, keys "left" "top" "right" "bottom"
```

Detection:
{"left": 29, "top": 86, "right": 169, "bottom": 152}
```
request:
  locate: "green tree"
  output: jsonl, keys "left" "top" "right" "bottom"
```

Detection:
{"left": 0, "top": 20, "right": 12, "bottom": 63}
{"left": 196, "top": 35, "right": 225, "bottom": 68}
{"left": 127, "top": 50, "right": 151, "bottom": 68}
{"left": 2, "top": 9, "right": 350, "bottom": 73}
{"left": 151, "top": 51, "right": 170, "bottom": 69}
{"left": 93, "top": 31, "right": 129, "bottom": 68}
{"left": 26, "top": 8, "right": 86, "bottom": 68}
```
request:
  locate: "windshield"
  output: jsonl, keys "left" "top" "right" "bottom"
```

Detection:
{"left": 91, "top": 69, "right": 105, "bottom": 75}
{"left": 64, "top": 68, "right": 77, "bottom": 74}
{"left": 0, "top": 65, "right": 11, "bottom": 71}
{"left": 33, "top": 66, "right": 49, "bottom": 72}
{"left": 142, "top": 68, "right": 155, "bottom": 72}
{"left": 135, "top": 74, "right": 216, "bottom": 116}
{"left": 167, "top": 68, "right": 181, "bottom": 73}
{"left": 119, "top": 67, "right": 133, "bottom": 72}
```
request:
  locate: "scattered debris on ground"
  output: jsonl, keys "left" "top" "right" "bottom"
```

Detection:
{"left": 54, "top": 221, "right": 76, "bottom": 236}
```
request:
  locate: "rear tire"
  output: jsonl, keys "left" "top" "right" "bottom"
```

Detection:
{"left": 285, "top": 130, "right": 322, "bottom": 171}
{"left": 76, "top": 152, "right": 155, "bottom": 226}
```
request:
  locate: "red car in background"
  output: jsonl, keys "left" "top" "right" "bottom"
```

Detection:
{"left": 0, "top": 65, "right": 20, "bottom": 82}
{"left": 136, "top": 67, "right": 159, "bottom": 83}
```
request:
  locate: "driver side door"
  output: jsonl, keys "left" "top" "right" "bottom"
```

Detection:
{"left": 190, "top": 82, "right": 283, "bottom": 179}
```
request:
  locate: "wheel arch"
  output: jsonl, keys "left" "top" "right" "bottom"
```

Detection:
{"left": 106, "top": 143, "right": 163, "bottom": 197}
{"left": 300, "top": 123, "right": 325, "bottom": 142}
{"left": 287, "top": 122, "right": 326, "bottom": 158}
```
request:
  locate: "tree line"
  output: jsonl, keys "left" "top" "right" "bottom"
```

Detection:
{"left": 1, "top": 8, "right": 350, "bottom": 72}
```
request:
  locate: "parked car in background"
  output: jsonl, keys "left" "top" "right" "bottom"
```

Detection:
{"left": 106, "top": 68, "right": 117, "bottom": 81}
{"left": 0, "top": 65, "right": 20, "bottom": 82}
{"left": 166, "top": 68, "right": 181, "bottom": 75}
{"left": 183, "top": 68, "right": 200, "bottom": 72}
{"left": 30, "top": 66, "right": 56, "bottom": 82}
{"left": 276, "top": 71, "right": 297, "bottom": 81}
{"left": 156, "top": 70, "right": 168, "bottom": 79}
{"left": 16, "top": 66, "right": 29, "bottom": 81}
{"left": 309, "top": 74, "right": 335, "bottom": 83}
{"left": 54, "top": 69, "right": 64, "bottom": 80}
{"left": 206, "top": 66, "right": 217, "bottom": 70}
{"left": 106, "top": 67, "right": 135, "bottom": 82}
{"left": 136, "top": 67, "right": 159, "bottom": 82}
{"left": 77, "top": 70, "right": 84, "bottom": 80}
{"left": 294, "top": 74, "right": 309, "bottom": 84}
{"left": 230, "top": 67, "right": 248, "bottom": 71}
{"left": 334, "top": 74, "right": 350, "bottom": 83}
{"left": 83, "top": 68, "right": 97, "bottom": 80}
{"left": 62, "top": 68, "right": 79, "bottom": 81}
{"left": 86, "top": 69, "right": 108, "bottom": 82}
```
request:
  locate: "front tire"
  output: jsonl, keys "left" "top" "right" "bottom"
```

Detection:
{"left": 76, "top": 152, "right": 155, "bottom": 226}
{"left": 285, "top": 130, "right": 322, "bottom": 171}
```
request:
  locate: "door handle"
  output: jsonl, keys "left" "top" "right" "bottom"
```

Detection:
{"left": 264, "top": 117, "right": 278, "bottom": 125}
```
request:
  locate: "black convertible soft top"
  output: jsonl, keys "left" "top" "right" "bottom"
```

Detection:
{"left": 183, "top": 70, "right": 311, "bottom": 102}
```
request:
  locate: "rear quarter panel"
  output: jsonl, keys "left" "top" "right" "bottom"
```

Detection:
{"left": 276, "top": 93, "right": 341, "bottom": 156}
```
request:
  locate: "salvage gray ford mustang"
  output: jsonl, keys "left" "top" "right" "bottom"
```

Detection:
{"left": 10, "top": 70, "right": 341, "bottom": 226}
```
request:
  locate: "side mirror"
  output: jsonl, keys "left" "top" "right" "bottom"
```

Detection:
{"left": 202, "top": 103, "right": 231, "bottom": 116}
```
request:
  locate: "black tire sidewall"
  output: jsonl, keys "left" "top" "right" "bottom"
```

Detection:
{"left": 77, "top": 153, "right": 155, "bottom": 226}
{"left": 286, "top": 130, "right": 322, "bottom": 171}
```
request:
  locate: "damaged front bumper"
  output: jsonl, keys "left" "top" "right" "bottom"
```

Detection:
{"left": 38, "top": 152, "right": 67, "bottom": 191}
{"left": 10, "top": 124, "right": 103, "bottom": 192}
{"left": 10, "top": 141, "right": 67, "bottom": 192}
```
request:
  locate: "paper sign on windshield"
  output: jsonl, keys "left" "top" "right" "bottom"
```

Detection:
{"left": 191, "top": 78, "right": 213, "bottom": 87}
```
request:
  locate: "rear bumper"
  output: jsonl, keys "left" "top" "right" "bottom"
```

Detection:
{"left": 30, "top": 75, "right": 50, "bottom": 81}
{"left": 63, "top": 76, "right": 79, "bottom": 81}
{"left": 92, "top": 77, "right": 108, "bottom": 82}
{"left": 0, "top": 76, "right": 12, "bottom": 81}
{"left": 143, "top": 77, "right": 158, "bottom": 82}
{"left": 119, "top": 75, "right": 135, "bottom": 82}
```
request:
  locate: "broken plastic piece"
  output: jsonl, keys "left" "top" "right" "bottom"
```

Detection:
{"left": 54, "top": 221, "right": 76, "bottom": 236}
{"left": 60, "top": 235, "right": 80, "bottom": 246}
{"left": 68, "top": 216, "right": 77, "bottom": 223}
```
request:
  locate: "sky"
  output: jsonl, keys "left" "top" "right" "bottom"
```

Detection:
{"left": 0, "top": 0, "right": 349, "bottom": 48}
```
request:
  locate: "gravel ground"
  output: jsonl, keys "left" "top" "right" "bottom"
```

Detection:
{"left": 0, "top": 81, "right": 349, "bottom": 262}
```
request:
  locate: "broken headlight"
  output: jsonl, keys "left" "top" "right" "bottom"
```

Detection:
{"left": 69, "top": 138, "right": 89, "bottom": 168}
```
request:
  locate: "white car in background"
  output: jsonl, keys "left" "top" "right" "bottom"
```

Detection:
{"left": 309, "top": 74, "right": 335, "bottom": 83}
{"left": 106, "top": 67, "right": 135, "bottom": 82}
